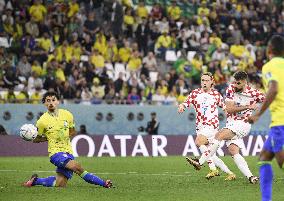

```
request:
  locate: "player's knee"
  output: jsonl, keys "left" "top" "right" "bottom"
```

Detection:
{"left": 73, "top": 164, "right": 84, "bottom": 174}
{"left": 195, "top": 136, "right": 207, "bottom": 147}
{"left": 215, "top": 131, "right": 224, "bottom": 141}
{"left": 195, "top": 138, "right": 203, "bottom": 147}
{"left": 228, "top": 145, "right": 239, "bottom": 156}
{"left": 57, "top": 182, "right": 67, "bottom": 187}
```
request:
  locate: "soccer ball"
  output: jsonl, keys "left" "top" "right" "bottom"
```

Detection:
{"left": 20, "top": 124, "right": 38, "bottom": 141}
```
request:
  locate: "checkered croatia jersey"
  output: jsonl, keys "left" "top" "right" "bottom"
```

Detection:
{"left": 225, "top": 84, "right": 265, "bottom": 122}
{"left": 183, "top": 88, "right": 226, "bottom": 129}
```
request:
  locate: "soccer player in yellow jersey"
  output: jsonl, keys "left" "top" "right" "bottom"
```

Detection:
{"left": 248, "top": 35, "right": 284, "bottom": 201}
{"left": 23, "top": 92, "right": 112, "bottom": 188}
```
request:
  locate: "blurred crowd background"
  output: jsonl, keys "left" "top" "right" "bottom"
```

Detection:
{"left": 0, "top": 0, "right": 282, "bottom": 105}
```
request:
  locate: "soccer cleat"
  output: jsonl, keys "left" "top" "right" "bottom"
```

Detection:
{"left": 186, "top": 157, "right": 201, "bottom": 171}
{"left": 104, "top": 180, "right": 113, "bottom": 188}
{"left": 225, "top": 173, "right": 236, "bottom": 181}
{"left": 22, "top": 174, "right": 38, "bottom": 187}
{"left": 249, "top": 176, "right": 259, "bottom": 184}
{"left": 206, "top": 169, "right": 220, "bottom": 180}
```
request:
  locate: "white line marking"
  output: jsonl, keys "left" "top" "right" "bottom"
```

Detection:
{"left": 2, "top": 169, "right": 284, "bottom": 181}
{"left": 0, "top": 169, "right": 211, "bottom": 177}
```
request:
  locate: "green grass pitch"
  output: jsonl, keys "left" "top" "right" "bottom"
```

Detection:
{"left": 0, "top": 156, "right": 283, "bottom": 201}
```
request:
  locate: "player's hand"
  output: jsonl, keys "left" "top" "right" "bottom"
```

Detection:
{"left": 178, "top": 104, "right": 185, "bottom": 114}
{"left": 247, "top": 114, "right": 260, "bottom": 124}
{"left": 247, "top": 103, "right": 258, "bottom": 111}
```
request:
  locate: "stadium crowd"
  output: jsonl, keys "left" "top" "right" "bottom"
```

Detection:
{"left": 0, "top": 0, "right": 283, "bottom": 105}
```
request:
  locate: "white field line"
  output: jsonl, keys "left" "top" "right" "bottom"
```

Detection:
{"left": 0, "top": 169, "right": 225, "bottom": 178}
{"left": 1, "top": 170, "right": 284, "bottom": 181}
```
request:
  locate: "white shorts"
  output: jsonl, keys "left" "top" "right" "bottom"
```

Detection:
{"left": 224, "top": 120, "right": 251, "bottom": 139}
{"left": 196, "top": 125, "right": 218, "bottom": 142}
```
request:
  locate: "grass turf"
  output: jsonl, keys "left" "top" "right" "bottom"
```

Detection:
{"left": 0, "top": 156, "right": 283, "bottom": 201}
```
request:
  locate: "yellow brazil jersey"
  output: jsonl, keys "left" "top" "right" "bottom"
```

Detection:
{"left": 55, "top": 68, "right": 66, "bottom": 82}
{"left": 29, "top": 4, "right": 47, "bottom": 22}
{"left": 136, "top": 6, "right": 148, "bottom": 18}
{"left": 39, "top": 38, "right": 51, "bottom": 51}
{"left": 67, "top": 2, "right": 79, "bottom": 18}
{"left": 36, "top": 109, "right": 75, "bottom": 157}
{"left": 119, "top": 47, "right": 131, "bottom": 63}
{"left": 127, "top": 57, "right": 141, "bottom": 71}
{"left": 91, "top": 54, "right": 105, "bottom": 68}
{"left": 262, "top": 57, "right": 284, "bottom": 127}
{"left": 30, "top": 92, "right": 42, "bottom": 104}
{"left": 124, "top": 15, "right": 135, "bottom": 25}
{"left": 167, "top": 6, "right": 181, "bottom": 20}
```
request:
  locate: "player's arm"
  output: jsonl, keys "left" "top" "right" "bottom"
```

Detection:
{"left": 33, "top": 120, "right": 47, "bottom": 143}
{"left": 217, "top": 93, "right": 227, "bottom": 113}
{"left": 67, "top": 111, "right": 76, "bottom": 138}
{"left": 225, "top": 85, "right": 256, "bottom": 113}
{"left": 225, "top": 101, "right": 256, "bottom": 114}
{"left": 33, "top": 135, "right": 47, "bottom": 143}
{"left": 69, "top": 128, "right": 77, "bottom": 138}
{"left": 178, "top": 92, "right": 193, "bottom": 114}
{"left": 248, "top": 80, "right": 278, "bottom": 123}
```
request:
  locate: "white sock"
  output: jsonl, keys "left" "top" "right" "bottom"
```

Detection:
{"left": 199, "top": 139, "right": 221, "bottom": 165}
{"left": 212, "top": 155, "right": 232, "bottom": 174}
{"left": 233, "top": 154, "right": 253, "bottom": 178}
{"left": 199, "top": 145, "right": 217, "bottom": 171}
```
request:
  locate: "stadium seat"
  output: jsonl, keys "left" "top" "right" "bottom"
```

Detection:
{"left": 114, "top": 63, "right": 126, "bottom": 80}
{"left": 105, "top": 63, "right": 115, "bottom": 80}
{"left": 165, "top": 50, "right": 178, "bottom": 62}
{"left": 80, "top": 55, "right": 89, "bottom": 62}
{"left": 187, "top": 51, "right": 196, "bottom": 61}
{"left": 149, "top": 71, "right": 159, "bottom": 83}
{"left": 0, "top": 37, "right": 10, "bottom": 48}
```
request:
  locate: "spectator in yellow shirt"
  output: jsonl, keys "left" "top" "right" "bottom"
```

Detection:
{"left": 136, "top": 1, "right": 148, "bottom": 19}
{"left": 61, "top": 40, "right": 73, "bottom": 62}
{"left": 55, "top": 63, "right": 66, "bottom": 82}
{"left": 127, "top": 51, "right": 142, "bottom": 71}
{"left": 16, "top": 89, "right": 29, "bottom": 103}
{"left": 230, "top": 42, "right": 246, "bottom": 58}
{"left": 29, "top": 0, "right": 47, "bottom": 22}
{"left": 124, "top": 7, "right": 135, "bottom": 38}
{"left": 30, "top": 87, "right": 42, "bottom": 104}
{"left": 72, "top": 41, "right": 82, "bottom": 61}
{"left": 31, "top": 60, "right": 43, "bottom": 76}
{"left": 167, "top": 1, "right": 181, "bottom": 21}
{"left": 198, "top": 1, "right": 210, "bottom": 16}
{"left": 119, "top": 40, "right": 132, "bottom": 63}
{"left": 90, "top": 49, "right": 105, "bottom": 68}
{"left": 4, "top": 88, "right": 16, "bottom": 103}
{"left": 209, "top": 32, "right": 222, "bottom": 48}
{"left": 105, "top": 37, "right": 119, "bottom": 62}
{"left": 39, "top": 32, "right": 52, "bottom": 52}
{"left": 155, "top": 31, "right": 172, "bottom": 58}
{"left": 67, "top": 0, "right": 79, "bottom": 18}
{"left": 93, "top": 32, "right": 107, "bottom": 56}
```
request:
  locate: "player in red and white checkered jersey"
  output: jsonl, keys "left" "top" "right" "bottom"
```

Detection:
{"left": 178, "top": 72, "right": 235, "bottom": 180}
{"left": 186, "top": 71, "right": 265, "bottom": 184}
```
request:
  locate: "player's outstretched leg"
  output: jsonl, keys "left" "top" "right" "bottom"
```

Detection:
{"left": 23, "top": 174, "right": 56, "bottom": 187}
{"left": 66, "top": 160, "right": 112, "bottom": 188}
{"left": 80, "top": 171, "right": 113, "bottom": 188}
{"left": 228, "top": 144, "right": 258, "bottom": 184}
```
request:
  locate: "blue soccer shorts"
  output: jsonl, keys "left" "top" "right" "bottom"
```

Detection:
{"left": 50, "top": 152, "right": 74, "bottom": 179}
{"left": 263, "top": 126, "right": 284, "bottom": 153}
